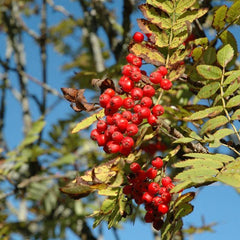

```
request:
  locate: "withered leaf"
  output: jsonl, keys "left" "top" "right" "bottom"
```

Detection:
{"left": 91, "top": 78, "right": 115, "bottom": 93}
{"left": 61, "top": 87, "right": 99, "bottom": 112}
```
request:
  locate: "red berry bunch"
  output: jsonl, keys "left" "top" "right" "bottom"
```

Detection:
{"left": 123, "top": 157, "right": 174, "bottom": 231}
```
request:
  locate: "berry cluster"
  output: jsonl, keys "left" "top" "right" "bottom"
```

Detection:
{"left": 123, "top": 157, "right": 174, "bottom": 231}
{"left": 90, "top": 31, "right": 172, "bottom": 156}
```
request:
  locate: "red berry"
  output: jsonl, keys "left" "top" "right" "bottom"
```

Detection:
{"left": 106, "top": 115, "right": 114, "bottom": 125}
{"left": 104, "top": 88, "right": 115, "bottom": 97}
{"left": 109, "top": 96, "right": 123, "bottom": 109}
{"left": 138, "top": 107, "right": 151, "bottom": 119}
{"left": 111, "top": 131, "right": 124, "bottom": 143}
{"left": 126, "top": 53, "right": 135, "bottom": 64}
{"left": 116, "top": 118, "right": 128, "bottom": 132}
{"left": 161, "top": 192, "right": 172, "bottom": 204}
{"left": 96, "top": 120, "right": 107, "bottom": 132}
{"left": 161, "top": 176, "right": 172, "bottom": 187}
{"left": 130, "top": 88, "right": 143, "bottom": 100}
{"left": 96, "top": 134, "right": 106, "bottom": 146}
{"left": 140, "top": 96, "right": 152, "bottom": 108}
{"left": 133, "top": 104, "right": 142, "bottom": 113}
{"left": 131, "top": 113, "right": 143, "bottom": 125}
{"left": 142, "top": 192, "right": 153, "bottom": 203}
{"left": 132, "top": 56, "right": 142, "bottom": 68}
{"left": 160, "top": 79, "right": 172, "bottom": 90}
{"left": 126, "top": 123, "right": 138, "bottom": 136}
{"left": 149, "top": 71, "right": 162, "bottom": 84}
{"left": 99, "top": 94, "right": 111, "bottom": 108}
{"left": 90, "top": 129, "right": 100, "bottom": 141}
{"left": 152, "top": 196, "right": 163, "bottom": 207}
{"left": 106, "top": 125, "right": 118, "bottom": 136}
{"left": 121, "top": 136, "right": 134, "bottom": 149}
{"left": 104, "top": 103, "right": 118, "bottom": 115}
{"left": 136, "top": 169, "right": 147, "bottom": 181}
{"left": 130, "top": 162, "right": 141, "bottom": 173}
{"left": 148, "top": 114, "right": 157, "bottom": 126}
{"left": 152, "top": 157, "right": 163, "bottom": 169}
{"left": 148, "top": 182, "right": 160, "bottom": 196}
{"left": 146, "top": 167, "right": 158, "bottom": 179}
{"left": 133, "top": 32, "right": 144, "bottom": 43}
{"left": 123, "top": 185, "right": 132, "bottom": 195}
{"left": 112, "top": 113, "right": 122, "bottom": 124}
{"left": 158, "top": 66, "right": 168, "bottom": 76}
{"left": 122, "top": 64, "right": 133, "bottom": 76}
{"left": 131, "top": 71, "right": 142, "bottom": 82}
{"left": 122, "top": 97, "right": 135, "bottom": 109}
{"left": 153, "top": 220, "right": 164, "bottom": 231}
{"left": 143, "top": 85, "right": 155, "bottom": 97}
{"left": 158, "top": 203, "right": 169, "bottom": 214}
{"left": 120, "top": 79, "right": 134, "bottom": 92}
{"left": 152, "top": 104, "right": 164, "bottom": 116}
{"left": 122, "top": 110, "right": 132, "bottom": 121}
{"left": 144, "top": 211, "right": 154, "bottom": 223}
{"left": 159, "top": 187, "right": 168, "bottom": 195}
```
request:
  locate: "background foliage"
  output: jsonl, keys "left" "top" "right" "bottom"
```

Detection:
{"left": 0, "top": 0, "right": 239, "bottom": 239}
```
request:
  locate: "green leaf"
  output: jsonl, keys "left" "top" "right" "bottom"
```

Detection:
{"left": 217, "top": 173, "right": 240, "bottom": 188}
{"left": 192, "top": 47, "right": 203, "bottom": 61}
{"left": 51, "top": 153, "right": 76, "bottom": 167}
{"left": 186, "top": 106, "right": 223, "bottom": 120}
{"left": 196, "top": 65, "right": 222, "bottom": 80}
{"left": 174, "top": 158, "right": 223, "bottom": 169}
{"left": 197, "top": 82, "right": 220, "bottom": 99}
{"left": 129, "top": 42, "right": 165, "bottom": 66}
{"left": 212, "top": 5, "right": 228, "bottom": 31}
{"left": 175, "top": 0, "right": 196, "bottom": 14}
{"left": 101, "top": 198, "right": 116, "bottom": 214}
{"left": 170, "top": 29, "right": 188, "bottom": 49}
{"left": 213, "top": 128, "right": 234, "bottom": 139}
{"left": 224, "top": 70, "right": 240, "bottom": 85}
{"left": 174, "top": 192, "right": 195, "bottom": 208}
{"left": 174, "top": 203, "right": 194, "bottom": 218}
{"left": 139, "top": 4, "right": 172, "bottom": 29}
{"left": 98, "top": 188, "right": 118, "bottom": 196}
{"left": 223, "top": 80, "right": 240, "bottom": 97}
{"left": 226, "top": 95, "right": 240, "bottom": 108}
{"left": 72, "top": 109, "right": 105, "bottom": 133}
{"left": 220, "top": 30, "right": 238, "bottom": 58}
{"left": 146, "top": 0, "right": 174, "bottom": 14}
{"left": 200, "top": 115, "right": 228, "bottom": 135}
{"left": 184, "top": 153, "right": 234, "bottom": 163}
{"left": 168, "top": 65, "right": 185, "bottom": 81}
{"left": 217, "top": 44, "right": 234, "bottom": 67}
{"left": 171, "top": 180, "right": 192, "bottom": 193}
{"left": 231, "top": 109, "right": 240, "bottom": 120}
{"left": 203, "top": 47, "right": 217, "bottom": 64}
{"left": 226, "top": 1, "right": 240, "bottom": 23}
{"left": 174, "top": 137, "right": 194, "bottom": 144}
{"left": 169, "top": 49, "right": 191, "bottom": 66}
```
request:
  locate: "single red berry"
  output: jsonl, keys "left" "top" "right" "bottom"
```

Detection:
{"left": 142, "top": 192, "right": 153, "bottom": 203}
{"left": 158, "top": 66, "right": 168, "bottom": 76}
{"left": 107, "top": 141, "right": 121, "bottom": 153}
{"left": 130, "top": 162, "right": 141, "bottom": 173}
{"left": 133, "top": 32, "right": 144, "bottom": 43}
{"left": 131, "top": 113, "right": 143, "bottom": 125}
{"left": 143, "top": 85, "right": 155, "bottom": 97}
{"left": 133, "top": 104, "right": 142, "bottom": 113}
{"left": 116, "top": 118, "right": 128, "bottom": 132}
{"left": 161, "top": 176, "right": 172, "bottom": 187}
{"left": 90, "top": 129, "right": 100, "bottom": 141}
{"left": 140, "top": 96, "right": 152, "bottom": 108}
{"left": 160, "top": 79, "right": 172, "bottom": 90}
{"left": 122, "top": 97, "right": 135, "bottom": 109}
{"left": 159, "top": 187, "right": 168, "bottom": 195}
{"left": 121, "top": 136, "right": 134, "bottom": 149}
{"left": 96, "top": 134, "right": 106, "bottom": 146}
{"left": 104, "top": 88, "right": 115, "bottom": 97}
{"left": 122, "top": 110, "right": 132, "bottom": 121}
{"left": 120, "top": 79, "right": 134, "bottom": 92}
{"left": 106, "top": 125, "right": 118, "bottom": 136}
{"left": 109, "top": 95, "right": 123, "bottom": 109}
{"left": 106, "top": 115, "right": 114, "bottom": 125}
{"left": 111, "top": 131, "right": 124, "bottom": 143}
{"left": 122, "top": 64, "right": 133, "bottom": 76}
{"left": 104, "top": 103, "right": 118, "bottom": 115}
{"left": 130, "top": 87, "right": 143, "bottom": 100}
{"left": 152, "top": 157, "right": 163, "bottom": 169}
{"left": 148, "top": 114, "right": 157, "bottom": 126}
{"left": 132, "top": 56, "right": 142, "bottom": 68}
{"left": 158, "top": 203, "right": 169, "bottom": 214}
{"left": 131, "top": 70, "right": 142, "bottom": 82}
{"left": 96, "top": 120, "right": 107, "bottom": 132}
{"left": 112, "top": 113, "right": 122, "bottom": 124}
{"left": 99, "top": 93, "right": 111, "bottom": 108}
{"left": 138, "top": 107, "right": 151, "bottom": 119}
{"left": 126, "top": 53, "right": 135, "bottom": 64}
{"left": 152, "top": 104, "right": 164, "bottom": 116}
{"left": 152, "top": 196, "right": 163, "bottom": 207}
{"left": 126, "top": 123, "right": 138, "bottom": 136}
{"left": 148, "top": 182, "right": 160, "bottom": 196}
{"left": 161, "top": 192, "right": 172, "bottom": 204}
{"left": 146, "top": 167, "right": 158, "bottom": 179}
{"left": 149, "top": 71, "right": 162, "bottom": 84}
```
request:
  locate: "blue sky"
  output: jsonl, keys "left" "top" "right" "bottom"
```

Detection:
{"left": 1, "top": 1, "right": 240, "bottom": 240}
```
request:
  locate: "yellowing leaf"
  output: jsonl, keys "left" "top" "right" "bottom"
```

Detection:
{"left": 175, "top": 0, "right": 196, "bottom": 14}
{"left": 147, "top": 0, "right": 174, "bottom": 14}
{"left": 231, "top": 109, "right": 240, "bottom": 120}
{"left": 226, "top": 95, "right": 240, "bottom": 108}
{"left": 72, "top": 109, "right": 105, "bottom": 133}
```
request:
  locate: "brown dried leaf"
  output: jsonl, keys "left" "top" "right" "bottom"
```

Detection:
{"left": 91, "top": 77, "right": 115, "bottom": 93}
